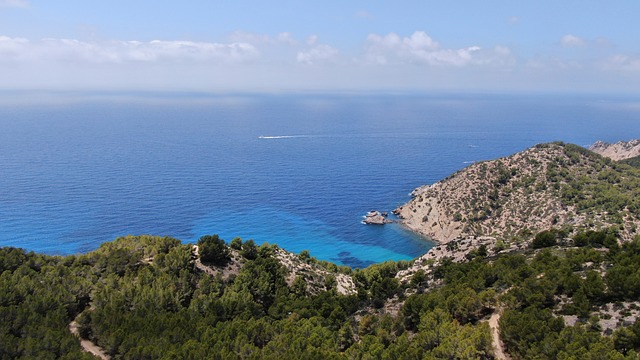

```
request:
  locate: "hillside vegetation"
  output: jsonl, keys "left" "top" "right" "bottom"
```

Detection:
{"left": 396, "top": 142, "right": 640, "bottom": 244}
{"left": 621, "top": 155, "right": 640, "bottom": 168}
{"left": 5, "top": 231, "right": 640, "bottom": 359}
{"left": 0, "top": 235, "right": 491, "bottom": 359}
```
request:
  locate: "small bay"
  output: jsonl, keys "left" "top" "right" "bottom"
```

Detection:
{"left": 0, "top": 93, "right": 638, "bottom": 267}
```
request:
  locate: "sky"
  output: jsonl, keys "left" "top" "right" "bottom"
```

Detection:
{"left": 1, "top": 0, "right": 639, "bottom": 94}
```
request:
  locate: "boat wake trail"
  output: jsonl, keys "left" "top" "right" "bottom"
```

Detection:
{"left": 258, "top": 135, "right": 309, "bottom": 139}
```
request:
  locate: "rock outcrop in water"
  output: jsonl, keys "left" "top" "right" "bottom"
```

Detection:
{"left": 362, "top": 210, "right": 393, "bottom": 225}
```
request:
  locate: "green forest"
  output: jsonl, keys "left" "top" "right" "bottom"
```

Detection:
{"left": 2, "top": 230, "right": 640, "bottom": 359}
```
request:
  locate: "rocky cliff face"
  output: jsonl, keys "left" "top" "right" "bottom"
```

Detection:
{"left": 589, "top": 139, "right": 640, "bottom": 161}
{"left": 395, "top": 142, "right": 640, "bottom": 243}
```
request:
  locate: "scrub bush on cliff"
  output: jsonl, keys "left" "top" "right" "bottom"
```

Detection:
{"left": 198, "top": 234, "right": 230, "bottom": 266}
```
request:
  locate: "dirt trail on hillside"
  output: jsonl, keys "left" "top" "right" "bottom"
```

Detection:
{"left": 69, "top": 319, "right": 110, "bottom": 360}
{"left": 489, "top": 309, "right": 510, "bottom": 360}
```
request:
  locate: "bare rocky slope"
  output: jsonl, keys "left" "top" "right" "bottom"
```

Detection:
{"left": 395, "top": 142, "right": 640, "bottom": 244}
{"left": 589, "top": 139, "right": 640, "bottom": 161}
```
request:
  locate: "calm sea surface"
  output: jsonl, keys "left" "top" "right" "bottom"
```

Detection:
{"left": 0, "top": 93, "right": 638, "bottom": 267}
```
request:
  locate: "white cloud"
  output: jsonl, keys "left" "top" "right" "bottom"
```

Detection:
{"left": 0, "top": 0, "right": 29, "bottom": 8}
{"left": 0, "top": 36, "right": 259, "bottom": 64}
{"left": 0, "top": 35, "right": 29, "bottom": 56}
{"left": 306, "top": 35, "right": 318, "bottom": 45}
{"left": 603, "top": 55, "right": 640, "bottom": 71}
{"left": 1, "top": 30, "right": 638, "bottom": 93}
{"left": 561, "top": 34, "right": 586, "bottom": 47}
{"left": 363, "top": 31, "right": 511, "bottom": 67}
{"left": 229, "top": 31, "right": 298, "bottom": 46}
{"left": 508, "top": 16, "right": 520, "bottom": 24}
{"left": 0, "top": 31, "right": 512, "bottom": 71}
{"left": 494, "top": 45, "right": 511, "bottom": 56}
{"left": 365, "top": 33, "right": 400, "bottom": 62}
{"left": 296, "top": 44, "right": 339, "bottom": 64}
{"left": 132, "top": 40, "right": 259, "bottom": 63}
{"left": 403, "top": 31, "right": 439, "bottom": 52}
{"left": 276, "top": 32, "right": 297, "bottom": 45}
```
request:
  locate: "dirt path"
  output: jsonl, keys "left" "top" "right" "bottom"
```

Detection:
{"left": 489, "top": 309, "right": 509, "bottom": 360}
{"left": 69, "top": 319, "right": 110, "bottom": 360}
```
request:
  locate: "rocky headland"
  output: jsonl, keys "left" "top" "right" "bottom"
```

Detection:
{"left": 388, "top": 142, "right": 640, "bottom": 340}
{"left": 395, "top": 141, "right": 640, "bottom": 245}
{"left": 589, "top": 139, "right": 640, "bottom": 161}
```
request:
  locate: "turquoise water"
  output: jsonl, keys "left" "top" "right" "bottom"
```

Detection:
{"left": 191, "top": 207, "right": 425, "bottom": 268}
{"left": 0, "top": 93, "right": 638, "bottom": 267}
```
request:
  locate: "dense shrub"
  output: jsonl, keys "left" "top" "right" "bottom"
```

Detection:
{"left": 531, "top": 230, "right": 558, "bottom": 249}
{"left": 197, "top": 234, "right": 230, "bottom": 265}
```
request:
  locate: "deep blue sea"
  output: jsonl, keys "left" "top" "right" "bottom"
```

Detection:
{"left": 0, "top": 92, "right": 638, "bottom": 267}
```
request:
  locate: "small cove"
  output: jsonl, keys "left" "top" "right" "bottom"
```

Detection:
{"left": 0, "top": 93, "right": 638, "bottom": 267}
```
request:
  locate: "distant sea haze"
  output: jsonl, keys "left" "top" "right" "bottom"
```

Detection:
{"left": 0, "top": 93, "right": 638, "bottom": 267}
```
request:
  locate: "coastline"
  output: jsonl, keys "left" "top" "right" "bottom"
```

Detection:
{"left": 393, "top": 183, "right": 465, "bottom": 245}
{"left": 395, "top": 219, "right": 446, "bottom": 245}
{"left": 392, "top": 141, "right": 640, "bottom": 253}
